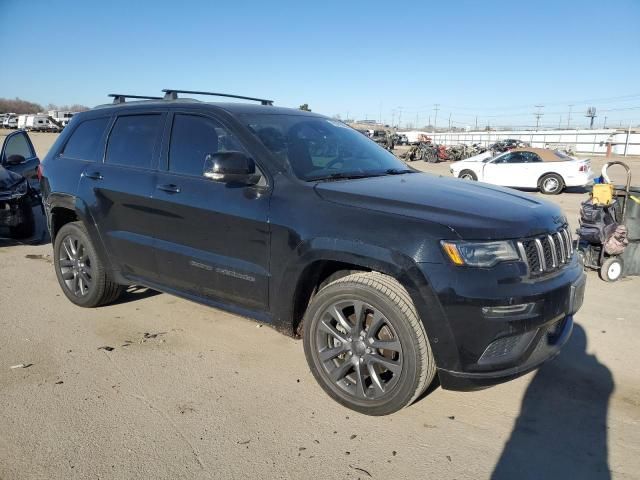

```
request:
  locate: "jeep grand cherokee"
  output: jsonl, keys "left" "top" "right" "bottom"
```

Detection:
{"left": 39, "top": 89, "right": 585, "bottom": 415}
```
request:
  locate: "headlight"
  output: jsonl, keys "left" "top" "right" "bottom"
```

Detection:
{"left": 14, "top": 179, "right": 28, "bottom": 196}
{"left": 441, "top": 240, "right": 519, "bottom": 267}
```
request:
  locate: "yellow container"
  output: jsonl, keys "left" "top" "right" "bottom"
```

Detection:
{"left": 592, "top": 183, "right": 614, "bottom": 206}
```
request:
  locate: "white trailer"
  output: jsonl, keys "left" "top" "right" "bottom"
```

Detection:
{"left": 47, "top": 110, "right": 75, "bottom": 127}
{"left": 22, "top": 114, "right": 52, "bottom": 131}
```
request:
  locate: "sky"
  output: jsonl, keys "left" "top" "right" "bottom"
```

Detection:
{"left": 2, "top": 0, "right": 640, "bottom": 129}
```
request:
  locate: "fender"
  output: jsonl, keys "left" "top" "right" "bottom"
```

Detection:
{"left": 271, "top": 236, "right": 459, "bottom": 370}
{"left": 46, "top": 193, "right": 116, "bottom": 276}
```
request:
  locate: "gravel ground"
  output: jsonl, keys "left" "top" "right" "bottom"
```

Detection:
{"left": 0, "top": 131, "right": 638, "bottom": 479}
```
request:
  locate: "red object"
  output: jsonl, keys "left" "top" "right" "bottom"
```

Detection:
{"left": 36, "top": 164, "right": 43, "bottom": 182}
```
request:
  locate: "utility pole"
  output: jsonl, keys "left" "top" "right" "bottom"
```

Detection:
{"left": 567, "top": 104, "right": 573, "bottom": 128}
{"left": 397, "top": 107, "right": 403, "bottom": 129}
{"left": 586, "top": 107, "right": 597, "bottom": 129}
{"left": 603, "top": 116, "right": 608, "bottom": 129}
{"left": 534, "top": 105, "right": 544, "bottom": 131}
{"left": 475, "top": 116, "right": 478, "bottom": 130}
{"left": 448, "top": 113, "right": 452, "bottom": 131}
{"left": 433, "top": 104, "right": 440, "bottom": 131}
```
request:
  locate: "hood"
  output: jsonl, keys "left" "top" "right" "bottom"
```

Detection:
{"left": 456, "top": 151, "right": 493, "bottom": 164}
{"left": 315, "top": 172, "right": 567, "bottom": 240}
{"left": 0, "top": 166, "right": 28, "bottom": 199}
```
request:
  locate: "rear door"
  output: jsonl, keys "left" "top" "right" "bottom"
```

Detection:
{"left": 0, "top": 130, "right": 39, "bottom": 184}
{"left": 77, "top": 111, "right": 166, "bottom": 281}
{"left": 148, "top": 111, "right": 271, "bottom": 310}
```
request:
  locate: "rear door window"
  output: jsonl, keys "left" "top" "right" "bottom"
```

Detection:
{"left": 62, "top": 117, "right": 110, "bottom": 161}
{"left": 106, "top": 114, "right": 163, "bottom": 169}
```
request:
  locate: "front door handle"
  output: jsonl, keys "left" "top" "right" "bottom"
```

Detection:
{"left": 85, "top": 171, "right": 103, "bottom": 180}
{"left": 157, "top": 183, "right": 181, "bottom": 194}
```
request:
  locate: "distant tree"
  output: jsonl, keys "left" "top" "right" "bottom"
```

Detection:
{"left": 0, "top": 97, "right": 43, "bottom": 114}
{"left": 299, "top": 104, "right": 311, "bottom": 112}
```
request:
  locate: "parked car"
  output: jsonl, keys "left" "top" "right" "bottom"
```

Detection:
{"left": 0, "top": 130, "right": 40, "bottom": 237}
{"left": 40, "top": 91, "right": 584, "bottom": 415}
{"left": 450, "top": 147, "right": 593, "bottom": 194}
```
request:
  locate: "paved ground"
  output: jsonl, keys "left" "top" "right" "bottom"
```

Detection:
{"left": 0, "top": 131, "right": 639, "bottom": 479}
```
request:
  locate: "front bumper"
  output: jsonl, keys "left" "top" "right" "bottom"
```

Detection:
{"left": 418, "top": 256, "right": 585, "bottom": 391}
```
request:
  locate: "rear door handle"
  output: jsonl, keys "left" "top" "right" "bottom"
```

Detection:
{"left": 157, "top": 183, "right": 180, "bottom": 194}
{"left": 84, "top": 171, "right": 103, "bottom": 180}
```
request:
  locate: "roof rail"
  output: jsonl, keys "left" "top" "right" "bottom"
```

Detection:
{"left": 162, "top": 89, "right": 274, "bottom": 106}
{"left": 108, "top": 94, "right": 163, "bottom": 104}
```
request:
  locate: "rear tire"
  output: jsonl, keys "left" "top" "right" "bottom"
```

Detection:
{"left": 303, "top": 272, "right": 436, "bottom": 416}
{"left": 459, "top": 169, "right": 477, "bottom": 181}
{"left": 53, "top": 221, "right": 124, "bottom": 307}
{"left": 539, "top": 173, "right": 564, "bottom": 195}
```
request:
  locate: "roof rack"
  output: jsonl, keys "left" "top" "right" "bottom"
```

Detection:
{"left": 108, "top": 94, "right": 163, "bottom": 104}
{"left": 162, "top": 89, "right": 274, "bottom": 106}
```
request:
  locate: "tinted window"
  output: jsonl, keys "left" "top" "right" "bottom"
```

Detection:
{"left": 169, "top": 114, "right": 244, "bottom": 177}
{"left": 4, "top": 133, "right": 34, "bottom": 160}
{"left": 106, "top": 114, "right": 163, "bottom": 169}
{"left": 521, "top": 152, "right": 542, "bottom": 163}
{"left": 63, "top": 117, "right": 110, "bottom": 161}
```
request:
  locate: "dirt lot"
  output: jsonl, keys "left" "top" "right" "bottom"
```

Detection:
{"left": 1, "top": 132, "right": 639, "bottom": 479}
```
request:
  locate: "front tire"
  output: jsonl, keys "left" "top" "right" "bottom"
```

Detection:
{"left": 539, "top": 173, "right": 564, "bottom": 195}
{"left": 459, "top": 169, "right": 477, "bottom": 181}
{"left": 53, "top": 221, "right": 124, "bottom": 307}
{"left": 303, "top": 272, "right": 436, "bottom": 416}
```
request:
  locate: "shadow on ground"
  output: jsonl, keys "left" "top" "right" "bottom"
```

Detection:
{"left": 111, "top": 285, "right": 162, "bottom": 305}
{"left": 492, "top": 323, "right": 613, "bottom": 480}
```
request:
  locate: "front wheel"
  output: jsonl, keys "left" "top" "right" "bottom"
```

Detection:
{"left": 458, "top": 169, "right": 477, "bottom": 181}
{"left": 53, "top": 221, "right": 124, "bottom": 307}
{"left": 539, "top": 173, "right": 564, "bottom": 195}
{"left": 303, "top": 272, "right": 436, "bottom": 416}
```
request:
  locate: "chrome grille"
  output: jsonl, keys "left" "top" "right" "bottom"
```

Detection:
{"left": 518, "top": 227, "right": 573, "bottom": 275}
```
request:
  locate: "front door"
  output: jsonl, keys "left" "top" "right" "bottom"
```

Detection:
{"left": 1, "top": 130, "right": 39, "bottom": 185}
{"left": 148, "top": 112, "right": 271, "bottom": 310}
{"left": 483, "top": 151, "right": 530, "bottom": 187}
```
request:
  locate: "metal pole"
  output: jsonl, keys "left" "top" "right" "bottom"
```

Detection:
{"left": 624, "top": 124, "right": 631, "bottom": 157}
{"left": 567, "top": 104, "right": 573, "bottom": 128}
{"left": 448, "top": 113, "right": 451, "bottom": 131}
{"left": 433, "top": 104, "right": 440, "bottom": 132}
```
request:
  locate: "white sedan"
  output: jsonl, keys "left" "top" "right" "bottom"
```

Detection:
{"left": 450, "top": 148, "right": 593, "bottom": 194}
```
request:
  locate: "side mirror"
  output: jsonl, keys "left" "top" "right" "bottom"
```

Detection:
{"left": 6, "top": 154, "right": 26, "bottom": 165}
{"left": 203, "top": 151, "right": 261, "bottom": 185}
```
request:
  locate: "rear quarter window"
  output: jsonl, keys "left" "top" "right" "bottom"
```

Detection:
{"left": 106, "top": 114, "right": 163, "bottom": 169}
{"left": 62, "top": 117, "right": 110, "bottom": 161}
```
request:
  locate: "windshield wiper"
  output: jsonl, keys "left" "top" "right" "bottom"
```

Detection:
{"left": 308, "top": 172, "right": 384, "bottom": 182}
{"left": 384, "top": 168, "right": 415, "bottom": 175}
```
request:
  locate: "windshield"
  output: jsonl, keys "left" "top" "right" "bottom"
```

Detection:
{"left": 241, "top": 114, "right": 410, "bottom": 181}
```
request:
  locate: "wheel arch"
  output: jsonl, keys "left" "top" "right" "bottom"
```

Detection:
{"left": 272, "top": 238, "right": 455, "bottom": 369}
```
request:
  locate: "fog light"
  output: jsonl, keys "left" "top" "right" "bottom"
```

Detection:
{"left": 482, "top": 303, "right": 537, "bottom": 318}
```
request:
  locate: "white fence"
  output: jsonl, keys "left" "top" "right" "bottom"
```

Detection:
{"left": 415, "top": 129, "right": 640, "bottom": 156}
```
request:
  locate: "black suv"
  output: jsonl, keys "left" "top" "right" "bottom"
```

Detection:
{"left": 40, "top": 90, "right": 585, "bottom": 415}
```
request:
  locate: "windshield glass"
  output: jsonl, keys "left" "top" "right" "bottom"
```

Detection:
{"left": 241, "top": 114, "right": 410, "bottom": 181}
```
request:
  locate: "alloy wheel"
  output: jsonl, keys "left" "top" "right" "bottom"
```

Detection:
{"left": 543, "top": 177, "right": 560, "bottom": 193}
{"left": 58, "top": 234, "right": 93, "bottom": 297}
{"left": 314, "top": 300, "right": 403, "bottom": 400}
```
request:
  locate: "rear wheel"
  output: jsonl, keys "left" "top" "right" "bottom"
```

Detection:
{"left": 303, "top": 272, "right": 436, "bottom": 416}
{"left": 459, "top": 169, "right": 477, "bottom": 181}
{"left": 53, "top": 221, "right": 124, "bottom": 307}
{"left": 539, "top": 173, "right": 564, "bottom": 195}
